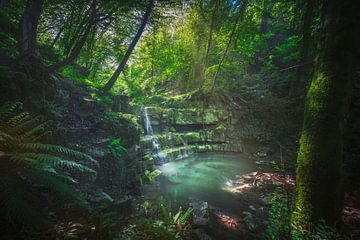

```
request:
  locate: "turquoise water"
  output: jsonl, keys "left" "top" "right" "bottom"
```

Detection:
{"left": 157, "top": 153, "right": 256, "bottom": 214}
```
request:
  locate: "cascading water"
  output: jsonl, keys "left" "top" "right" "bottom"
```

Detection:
{"left": 143, "top": 107, "right": 167, "bottom": 165}
{"left": 179, "top": 135, "right": 189, "bottom": 158}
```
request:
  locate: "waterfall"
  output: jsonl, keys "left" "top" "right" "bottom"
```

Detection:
{"left": 143, "top": 107, "right": 167, "bottom": 165}
{"left": 179, "top": 135, "right": 189, "bottom": 158}
{"left": 144, "top": 107, "right": 153, "bottom": 136}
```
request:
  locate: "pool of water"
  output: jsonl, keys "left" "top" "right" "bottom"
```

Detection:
{"left": 154, "top": 153, "right": 257, "bottom": 214}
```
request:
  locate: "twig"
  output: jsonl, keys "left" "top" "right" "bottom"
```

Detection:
{"left": 279, "top": 60, "right": 314, "bottom": 72}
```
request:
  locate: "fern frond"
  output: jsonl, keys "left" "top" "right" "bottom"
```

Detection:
{"left": 9, "top": 154, "right": 37, "bottom": 166}
{"left": 13, "top": 153, "right": 96, "bottom": 173}
{"left": 7, "top": 115, "right": 44, "bottom": 136}
{"left": 27, "top": 169, "right": 90, "bottom": 209}
{"left": 0, "top": 130, "right": 17, "bottom": 150}
{"left": 19, "top": 143, "right": 97, "bottom": 163}
{"left": 160, "top": 203, "right": 172, "bottom": 224}
{"left": 0, "top": 102, "right": 21, "bottom": 120}
{"left": 18, "top": 121, "right": 51, "bottom": 141}
{"left": 178, "top": 207, "right": 193, "bottom": 224}
{"left": 7, "top": 112, "right": 30, "bottom": 129}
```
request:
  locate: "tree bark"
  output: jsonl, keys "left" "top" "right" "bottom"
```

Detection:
{"left": 18, "top": 0, "right": 45, "bottom": 55}
{"left": 102, "top": 0, "right": 155, "bottom": 92}
{"left": 51, "top": 26, "right": 63, "bottom": 47}
{"left": 291, "top": 0, "right": 360, "bottom": 232}
{"left": 46, "top": 0, "right": 97, "bottom": 73}
{"left": 0, "top": 0, "right": 7, "bottom": 9}
{"left": 291, "top": 0, "right": 315, "bottom": 97}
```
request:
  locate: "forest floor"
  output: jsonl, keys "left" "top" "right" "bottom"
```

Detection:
{"left": 206, "top": 169, "right": 294, "bottom": 239}
{"left": 210, "top": 169, "right": 360, "bottom": 240}
{"left": 343, "top": 191, "right": 360, "bottom": 238}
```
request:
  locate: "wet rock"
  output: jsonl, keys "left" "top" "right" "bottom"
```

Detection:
{"left": 254, "top": 151, "right": 267, "bottom": 158}
{"left": 113, "top": 195, "right": 133, "bottom": 216}
{"left": 255, "top": 159, "right": 268, "bottom": 165}
{"left": 190, "top": 199, "right": 210, "bottom": 227}
{"left": 191, "top": 228, "right": 213, "bottom": 240}
{"left": 242, "top": 211, "right": 257, "bottom": 231}
{"left": 261, "top": 195, "right": 273, "bottom": 205}
{"left": 89, "top": 191, "right": 114, "bottom": 203}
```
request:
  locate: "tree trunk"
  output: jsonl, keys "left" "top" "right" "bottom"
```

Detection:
{"left": 64, "top": 7, "right": 91, "bottom": 56}
{"left": 18, "top": 0, "right": 44, "bottom": 55}
{"left": 102, "top": 0, "right": 155, "bottom": 92}
{"left": 211, "top": 1, "right": 246, "bottom": 93}
{"left": 46, "top": 0, "right": 96, "bottom": 73}
{"left": 51, "top": 26, "right": 63, "bottom": 47}
{"left": 291, "top": 0, "right": 360, "bottom": 232}
{"left": 199, "top": 0, "right": 218, "bottom": 89}
{"left": 0, "top": 0, "right": 7, "bottom": 9}
{"left": 290, "top": 0, "right": 315, "bottom": 97}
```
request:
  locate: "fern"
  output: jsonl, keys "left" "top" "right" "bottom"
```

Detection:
{"left": 0, "top": 102, "right": 97, "bottom": 237}
{"left": 177, "top": 207, "right": 193, "bottom": 225}
{"left": 19, "top": 143, "right": 97, "bottom": 163}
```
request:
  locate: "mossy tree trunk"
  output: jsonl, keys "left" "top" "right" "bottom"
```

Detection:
{"left": 291, "top": 0, "right": 360, "bottom": 232}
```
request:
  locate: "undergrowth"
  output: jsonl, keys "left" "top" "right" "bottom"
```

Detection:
{"left": 0, "top": 102, "right": 96, "bottom": 238}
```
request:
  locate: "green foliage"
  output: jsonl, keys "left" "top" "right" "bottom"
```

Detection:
{"left": 92, "top": 201, "right": 119, "bottom": 238}
{"left": 0, "top": 102, "right": 96, "bottom": 236}
{"left": 266, "top": 188, "right": 344, "bottom": 240}
{"left": 266, "top": 193, "right": 291, "bottom": 240}
{"left": 0, "top": 10, "right": 18, "bottom": 57}
{"left": 144, "top": 169, "right": 162, "bottom": 182}
{"left": 291, "top": 219, "right": 343, "bottom": 240}
{"left": 160, "top": 203, "right": 193, "bottom": 233}
{"left": 126, "top": 198, "right": 193, "bottom": 240}
{"left": 107, "top": 138, "right": 128, "bottom": 158}
{"left": 107, "top": 138, "right": 128, "bottom": 176}
{"left": 120, "top": 219, "right": 181, "bottom": 240}
{"left": 60, "top": 65, "right": 102, "bottom": 90}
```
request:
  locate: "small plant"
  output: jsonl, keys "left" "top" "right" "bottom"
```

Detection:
{"left": 141, "top": 200, "right": 152, "bottom": 216}
{"left": 107, "top": 138, "right": 128, "bottom": 158}
{"left": 266, "top": 187, "right": 344, "bottom": 240}
{"left": 107, "top": 138, "right": 128, "bottom": 175}
{"left": 266, "top": 193, "right": 291, "bottom": 240}
{"left": 119, "top": 219, "right": 181, "bottom": 240}
{"left": 137, "top": 198, "right": 193, "bottom": 239}
{"left": 291, "top": 218, "right": 343, "bottom": 240}
{"left": 144, "top": 169, "right": 162, "bottom": 182}
{"left": 161, "top": 204, "right": 193, "bottom": 235}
